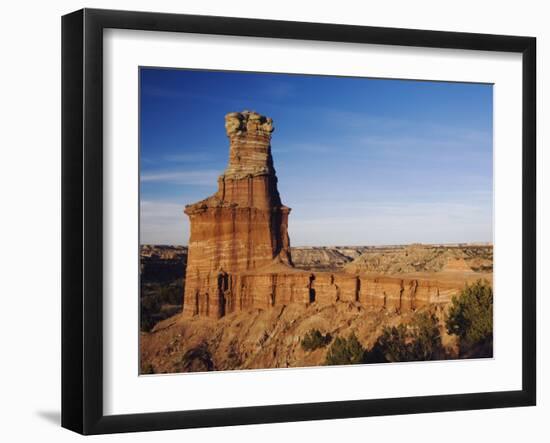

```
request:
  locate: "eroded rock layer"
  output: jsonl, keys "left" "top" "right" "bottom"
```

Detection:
{"left": 193, "top": 269, "right": 484, "bottom": 317}
{"left": 183, "top": 111, "right": 292, "bottom": 318}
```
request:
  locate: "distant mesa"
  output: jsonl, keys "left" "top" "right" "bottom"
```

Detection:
{"left": 344, "top": 244, "right": 492, "bottom": 274}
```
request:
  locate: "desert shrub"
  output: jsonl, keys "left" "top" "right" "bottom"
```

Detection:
{"left": 301, "top": 329, "right": 332, "bottom": 351}
{"left": 158, "top": 284, "right": 182, "bottom": 305}
{"left": 140, "top": 281, "right": 184, "bottom": 332}
{"left": 140, "top": 316, "right": 156, "bottom": 332}
{"left": 366, "top": 312, "right": 444, "bottom": 363}
{"left": 140, "top": 295, "right": 161, "bottom": 331}
{"left": 179, "top": 342, "right": 215, "bottom": 372}
{"left": 366, "top": 324, "right": 410, "bottom": 363}
{"left": 409, "top": 312, "right": 445, "bottom": 360}
{"left": 446, "top": 280, "right": 493, "bottom": 357}
{"left": 325, "top": 333, "right": 365, "bottom": 366}
{"left": 141, "top": 293, "right": 161, "bottom": 312}
{"left": 225, "top": 340, "right": 242, "bottom": 369}
{"left": 140, "top": 363, "right": 155, "bottom": 375}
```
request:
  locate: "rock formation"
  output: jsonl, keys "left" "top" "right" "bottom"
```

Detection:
{"left": 141, "top": 299, "right": 454, "bottom": 373}
{"left": 183, "top": 111, "right": 292, "bottom": 318}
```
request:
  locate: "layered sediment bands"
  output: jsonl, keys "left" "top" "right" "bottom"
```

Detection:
{"left": 200, "top": 270, "right": 475, "bottom": 317}
{"left": 183, "top": 111, "right": 292, "bottom": 318}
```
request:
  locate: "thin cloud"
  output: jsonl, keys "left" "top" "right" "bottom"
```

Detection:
{"left": 262, "top": 80, "right": 295, "bottom": 100}
{"left": 273, "top": 142, "right": 335, "bottom": 154}
{"left": 140, "top": 200, "right": 189, "bottom": 245}
{"left": 275, "top": 118, "right": 491, "bottom": 161}
{"left": 288, "top": 200, "right": 492, "bottom": 247}
{"left": 321, "top": 109, "right": 408, "bottom": 131}
{"left": 162, "top": 153, "right": 215, "bottom": 163}
{"left": 140, "top": 169, "right": 221, "bottom": 186}
{"left": 356, "top": 134, "right": 491, "bottom": 160}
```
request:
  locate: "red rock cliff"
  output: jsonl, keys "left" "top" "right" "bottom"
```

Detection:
{"left": 183, "top": 111, "right": 292, "bottom": 318}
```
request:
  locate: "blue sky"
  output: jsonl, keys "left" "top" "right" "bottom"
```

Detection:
{"left": 140, "top": 68, "right": 493, "bottom": 246}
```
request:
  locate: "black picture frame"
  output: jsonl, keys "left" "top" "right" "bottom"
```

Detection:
{"left": 61, "top": 8, "right": 536, "bottom": 435}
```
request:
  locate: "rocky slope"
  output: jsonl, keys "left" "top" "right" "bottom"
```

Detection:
{"left": 140, "top": 300, "right": 456, "bottom": 373}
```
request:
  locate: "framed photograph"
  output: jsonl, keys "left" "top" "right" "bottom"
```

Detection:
{"left": 62, "top": 8, "right": 536, "bottom": 435}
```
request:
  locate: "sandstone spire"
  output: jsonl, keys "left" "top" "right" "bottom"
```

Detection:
{"left": 183, "top": 111, "right": 292, "bottom": 318}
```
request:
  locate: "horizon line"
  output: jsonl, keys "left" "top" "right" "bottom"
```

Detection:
{"left": 140, "top": 241, "right": 494, "bottom": 248}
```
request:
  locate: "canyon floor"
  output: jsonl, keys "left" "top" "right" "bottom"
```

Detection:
{"left": 140, "top": 244, "right": 492, "bottom": 374}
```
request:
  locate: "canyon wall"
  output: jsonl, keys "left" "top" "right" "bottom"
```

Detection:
{"left": 191, "top": 269, "right": 464, "bottom": 318}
